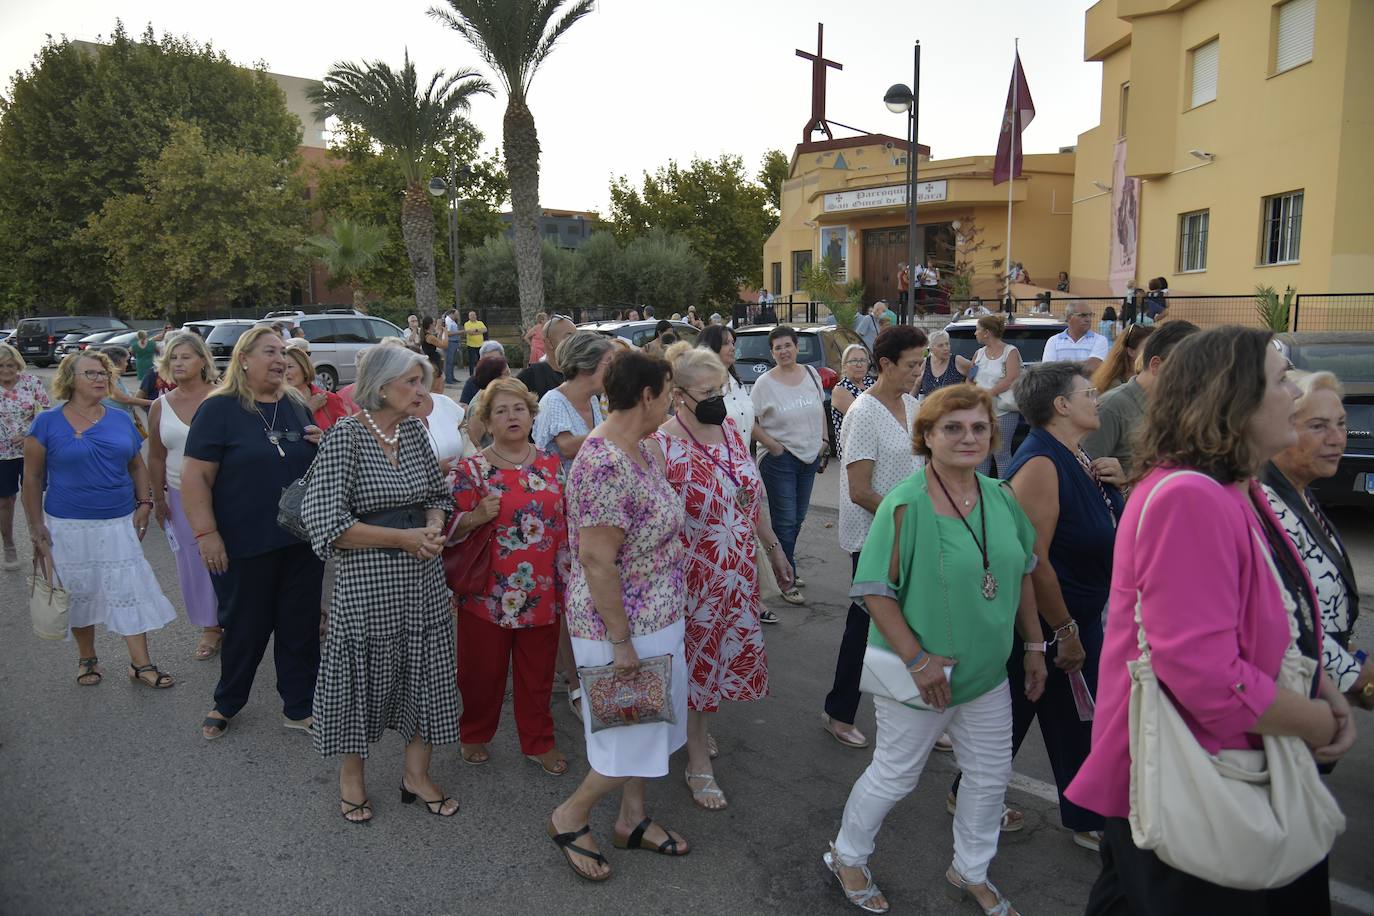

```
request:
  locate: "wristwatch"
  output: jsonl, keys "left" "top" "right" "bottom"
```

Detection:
{"left": 1024, "top": 641, "right": 1048, "bottom": 653}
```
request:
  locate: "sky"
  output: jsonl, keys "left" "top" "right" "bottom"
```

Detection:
{"left": 0, "top": 0, "right": 1105, "bottom": 213}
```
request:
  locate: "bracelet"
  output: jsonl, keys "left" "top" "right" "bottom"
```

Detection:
{"left": 905, "top": 651, "right": 928, "bottom": 673}
{"left": 909, "top": 655, "right": 932, "bottom": 673}
{"left": 1053, "top": 620, "right": 1079, "bottom": 641}
{"left": 1024, "top": 641, "right": 1048, "bottom": 653}
{"left": 764, "top": 541, "right": 780, "bottom": 552}
{"left": 609, "top": 633, "right": 632, "bottom": 646}
{"left": 135, "top": 499, "right": 154, "bottom": 508}
{"left": 194, "top": 529, "right": 217, "bottom": 540}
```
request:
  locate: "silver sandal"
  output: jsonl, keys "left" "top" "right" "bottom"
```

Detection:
{"left": 945, "top": 866, "right": 1017, "bottom": 915}
{"left": 823, "top": 844, "right": 890, "bottom": 914}
{"left": 685, "top": 771, "right": 728, "bottom": 810}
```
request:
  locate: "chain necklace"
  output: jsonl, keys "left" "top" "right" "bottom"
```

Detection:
{"left": 67, "top": 402, "right": 105, "bottom": 439}
{"left": 677, "top": 416, "right": 753, "bottom": 512}
{"left": 254, "top": 398, "right": 284, "bottom": 457}
{"left": 928, "top": 464, "right": 997, "bottom": 601}
{"left": 489, "top": 441, "right": 533, "bottom": 468}
{"left": 361, "top": 410, "right": 400, "bottom": 452}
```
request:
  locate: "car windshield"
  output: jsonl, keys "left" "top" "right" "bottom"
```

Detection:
{"left": 207, "top": 324, "right": 251, "bottom": 345}
{"left": 735, "top": 332, "right": 822, "bottom": 363}
{"left": 1290, "top": 343, "right": 1374, "bottom": 382}
{"left": 948, "top": 327, "right": 1059, "bottom": 363}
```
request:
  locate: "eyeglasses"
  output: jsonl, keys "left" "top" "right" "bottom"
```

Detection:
{"left": 81, "top": 370, "right": 112, "bottom": 381}
{"left": 937, "top": 421, "right": 992, "bottom": 438}
{"left": 1070, "top": 311, "right": 1094, "bottom": 319}
{"left": 844, "top": 358, "right": 870, "bottom": 367}
{"left": 1076, "top": 386, "right": 1100, "bottom": 401}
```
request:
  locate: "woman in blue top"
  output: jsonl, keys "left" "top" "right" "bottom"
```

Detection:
{"left": 948, "top": 361, "right": 1127, "bottom": 851}
{"left": 23, "top": 351, "right": 176, "bottom": 688}
{"left": 181, "top": 327, "right": 324, "bottom": 740}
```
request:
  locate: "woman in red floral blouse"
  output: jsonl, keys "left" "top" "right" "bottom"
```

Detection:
{"left": 447, "top": 377, "right": 570, "bottom": 776}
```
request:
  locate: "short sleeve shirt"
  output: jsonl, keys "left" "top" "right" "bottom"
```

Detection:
{"left": 30, "top": 406, "right": 140, "bottom": 519}
{"left": 563, "top": 436, "right": 685, "bottom": 639}
{"left": 517, "top": 361, "right": 565, "bottom": 399}
{"left": 464, "top": 321, "right": 487, "bottom": 349}
{"left": 1042, "top": 329, "right": 1110, "bottom": 364}
{"left": 838, "top": 392, "right": 923, "bottom": 552}
{"left": 1, "top": 374, "right": 50, "bottom": 460}
{"left": 533, "top": 389, "right": 604, "bottom": 472}
{"left": 184, "top": 394, "right": 317, "bottom": 560}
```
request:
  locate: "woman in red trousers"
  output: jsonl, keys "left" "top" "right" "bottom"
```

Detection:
{"left": 447, "top": 377, "right": 570, "bottom": 775}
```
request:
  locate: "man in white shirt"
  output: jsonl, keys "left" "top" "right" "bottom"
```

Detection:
{"left": 442, "top": 309, "right": 462, "bottom": 384}
{"left": 1042, "top": 304, "right": 1110, "bottom": 372}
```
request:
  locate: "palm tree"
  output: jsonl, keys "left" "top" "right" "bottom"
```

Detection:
{"left": 303, "top": 219, "right": 389, "bottom": 312}
{"left": 429, "top": 0, "right": 594, "bottom": 328}
{"left": 308, "top": 52, "right": 491, "bottom": 318}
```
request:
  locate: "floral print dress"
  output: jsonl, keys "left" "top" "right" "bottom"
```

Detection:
{"left": 448, "top": 449, "right": 569, "bottom": 628}
{"left": 655, "top": 419, "right": 770, "bottom": 712}
{"left": 0, "top": 374, "right": 50, "bottom": 460}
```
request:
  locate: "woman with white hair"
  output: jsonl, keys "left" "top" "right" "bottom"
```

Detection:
{"left": 0, "top": 342, "right": 49, "bottom": 569}
{"left": 148, "top": 331, "right": 223, "bottom": 659}
{"left": 182, "top": 327, "right": 324, "bottom": 740}
{"left": 916, "top": 329, "right": 969, "bottom": 399}
{"left": 1261, "top": 370, "right": 1371, "bottom": 707}
{"left": 829, "top": 344, "right": 875, "bottom": 459}
{"left": 303, "top": 343, "right": 458, "bottom": 823}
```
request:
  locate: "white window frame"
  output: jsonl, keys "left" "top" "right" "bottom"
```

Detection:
{"left": 1178, "top": 210, "right": 1210, "bottom": 273}
{"left": 1189, "top": 39, "right": 1220, "bottom": 109}
{"left": 1260, "top": 191, "right": 1303, "bottom": 266}
{"left": 1274, "top": 0, "right": 1316, "bottom": 75}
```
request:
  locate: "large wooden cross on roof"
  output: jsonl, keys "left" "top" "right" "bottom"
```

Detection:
{"left": 797, "top": 23, "right": 842, "bottom": 142}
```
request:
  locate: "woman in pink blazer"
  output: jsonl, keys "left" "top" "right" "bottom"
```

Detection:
{"left": 1067, "top": 327, "right": 1356, "bottom": 914}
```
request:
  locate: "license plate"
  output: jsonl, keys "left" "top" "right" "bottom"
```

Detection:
{"left": 1364, "top": 474, "right": 1374, "bottom": 495}
{"left": 24, "top": 346, "right": 40, "bottom": 353}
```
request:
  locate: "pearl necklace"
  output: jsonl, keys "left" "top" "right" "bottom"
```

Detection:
{"left": 361, "top": 410, "right": 400, "bottom": 448}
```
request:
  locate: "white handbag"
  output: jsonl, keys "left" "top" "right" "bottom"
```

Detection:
{"left": 29, "top": 556, "right": 70, "bottom": 640}
{"left": 860, "top": 645, "right": 952, "bottom": 710}
{"left": 1126, "top": 471, "right": 1345, "bottom": 889}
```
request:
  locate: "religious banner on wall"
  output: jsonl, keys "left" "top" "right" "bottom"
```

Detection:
{"left": 822, "top": 180, "right": 948, "bottom": 213}
{"left": 819, "top": 225, "right": 849, "bottom": 281}
{"left": 1108, "top": 138, "right": 1140, "bottom": 296}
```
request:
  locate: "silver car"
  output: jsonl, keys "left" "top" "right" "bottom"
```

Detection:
{"left": 285, "top": 313, "right": 406, "bottom": 391}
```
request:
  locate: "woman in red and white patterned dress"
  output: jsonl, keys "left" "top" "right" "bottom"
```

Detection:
{"left": 655, "top": 343, "right": 794, "bottom": 810}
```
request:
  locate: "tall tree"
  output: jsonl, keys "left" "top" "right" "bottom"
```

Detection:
{"left": 84, "top": 122, "right": 309, "bottom": 316}
{"left": 760, "top": 149, "right": 789, "bottom": 229}
{"left": 0, "top": 23, "right": 301, "bottom": 312}
{"left": 309, "top": 52, "right": 491, "bottom": 318}
{"left": 302, "top": 219, "right": 389, "bottom": 312}
{"left": 428, "top": 0, "right": 595, "bottom": 329}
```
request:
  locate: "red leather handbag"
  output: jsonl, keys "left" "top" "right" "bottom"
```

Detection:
{"left": 443, "top": 459, "right": 496, "bottom": 595}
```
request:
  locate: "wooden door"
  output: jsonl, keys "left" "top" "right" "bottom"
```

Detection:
{"left": 862, "top": 227, "right": 907, "bottom": 306}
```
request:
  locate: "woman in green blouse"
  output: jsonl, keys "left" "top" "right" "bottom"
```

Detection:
{"left": 822, "top": 384, "right": 1047, "bottom": 916}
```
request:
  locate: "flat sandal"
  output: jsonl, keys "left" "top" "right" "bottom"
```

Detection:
{"left": 76, "top": 656, "right": 102, "bottom": 686}
{"left": 128, "top": 663, "right": 174, "bottom": 689}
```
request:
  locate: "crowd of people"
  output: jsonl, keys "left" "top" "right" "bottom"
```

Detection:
{"left": 6, "top": 299, "right": 1368, "bottom": 911}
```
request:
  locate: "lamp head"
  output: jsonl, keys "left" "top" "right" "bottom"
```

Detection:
{"left": 427, "top": 177, "right": 448, "bottom": 197}
{"left": 1188, "top": 149, "right": 1214, "bottom": 161}
{"left": 884, "top": 83, "right": 913, "bottom": 113}
{"left": 1091, "top": 180, "right": 1113, "bottom": 193}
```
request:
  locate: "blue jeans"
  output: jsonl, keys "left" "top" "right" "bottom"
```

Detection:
{"left": 444, "top": 338, "right": 461, "bottom": 382}
{"left": 758, "top": 449, "right": 819, "bottom": 576}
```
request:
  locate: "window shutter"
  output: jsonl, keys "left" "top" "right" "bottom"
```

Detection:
{"left": 1191, "top": 40, "right": 1219, "bottom": 108}
{"left": 1276, "top": 0, "right": 1316, "bottom": 73}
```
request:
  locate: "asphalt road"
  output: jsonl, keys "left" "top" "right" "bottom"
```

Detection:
{"left": 2, "top": 372, "right": 1371, "bottom": 915}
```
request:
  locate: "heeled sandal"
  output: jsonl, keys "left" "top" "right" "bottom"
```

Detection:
{"left": 399, "top": 782, "right": 458, "bottom": 817}
{"left": 945, "top": 867, "right": 1017, "bottom": 915}
{"left": 76, "top": 657, "right": 102, "bottom": 686}
{"left": 822, "top": 844, "right": 889, "bottom": 914}
{"left": 128, "top": 663, "right": 174, "bottom": 689}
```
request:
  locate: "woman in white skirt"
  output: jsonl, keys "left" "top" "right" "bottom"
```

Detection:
{"left": 23, "top": 351, "right": 176, "bottom": 688}
{"left": 548, "top": 350, "right": 689, "bottom": 882}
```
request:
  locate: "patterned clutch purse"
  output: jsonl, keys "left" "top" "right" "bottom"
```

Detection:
{"left": 577, "top": 655, "right": 675, "bottom": 733}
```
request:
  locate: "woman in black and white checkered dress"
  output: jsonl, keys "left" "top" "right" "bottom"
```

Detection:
{"left": 303, "top": 345, "right": 458, "bottom": 824}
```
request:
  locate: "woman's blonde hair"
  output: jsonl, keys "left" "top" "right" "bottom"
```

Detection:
{"left": 52, "top": 350, "right": 116, "bottom": 401}
{"left": 1292, "top": 369, "right": 1343, "bottom": 406}
{"left": 473, "top": 376, "right": 538, "bottom": 427}
{"left": 911, "top": 384, "right": 998, "bottom": 460}
{"left": 156, "top": 330, "right": 220, "bottom": 384}
{"left": 841, "top": 343, "right": 869, "bottom": 370}
{"left": 1090, "top": 323, "right": 1153, "bottom": 393}
{"left": 665, "top": 340, "right": 726, "bottom": 391}
{"left": 0, "top": 342, "right": 27, "bottom": 372}
{"left": 283, "top": 346, "right": 315, "bottom": 388}
{"left": 211, "top": 325, "right": 299, "bottom": 411}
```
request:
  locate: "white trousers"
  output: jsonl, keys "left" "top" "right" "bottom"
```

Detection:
{"left": 833, "top": 681, "right": 1013, "bottom": 884}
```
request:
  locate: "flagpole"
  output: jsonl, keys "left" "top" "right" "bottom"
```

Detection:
{"left": 1005, "top": 39, "right": 1017, "bottom": 304}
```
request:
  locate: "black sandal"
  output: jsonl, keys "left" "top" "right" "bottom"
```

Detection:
{"left": 547, "top": 819, "right": 611, "bottom": 881}
{"left": 128, "top": 663, "right": 174, "bottom": 689}
{"left": 76, "top": 657, "right": 101, "bottom": 686}
{"left": 201, "top": 716, "right": 229, "bottom": 740}
{"left": 613, "top": 816, "right": 688, "bottom": 856}
{"left": 399, "top": 783, "right": 458, "bottom": 817}
{"left": 339, "top": 797, "right": 372, "bottom": 824}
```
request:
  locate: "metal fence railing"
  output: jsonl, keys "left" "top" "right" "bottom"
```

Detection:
{"left": 1292, "top": 293, "right": 1374, "bottom": 332}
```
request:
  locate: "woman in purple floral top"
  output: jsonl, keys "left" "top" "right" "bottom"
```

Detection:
{"left": 0, "top": 344, "right": 50, "bottom": 569}
{"left": 548, "top": 350, "right": 690, "bottom": 883}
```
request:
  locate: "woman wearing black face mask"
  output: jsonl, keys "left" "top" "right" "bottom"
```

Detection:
{"left": 655, "top": 342, "right": 793, "bottom": 810}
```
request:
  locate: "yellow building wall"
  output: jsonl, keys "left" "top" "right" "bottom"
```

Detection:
{"left": 1071, "top": 0, "right": 1370, "bottom": 296}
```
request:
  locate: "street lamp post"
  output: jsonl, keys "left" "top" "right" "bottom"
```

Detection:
{"left": 884, "top": 43, "right": 921, "bottom": 324}
{"left": 427, "top": 153, "right": 471, "bottom": 316}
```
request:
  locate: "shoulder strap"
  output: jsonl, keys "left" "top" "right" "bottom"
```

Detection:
{"left": 1131, "top": 470, "right": 1214, "bottom": 653}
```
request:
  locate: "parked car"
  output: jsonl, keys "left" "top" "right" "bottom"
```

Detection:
{"left": 13, "top": 315, "right": 130, "bottom": 367}
{"left": 183, "top": 319, "right": 257, "bottom": 373}
{"left": 731, "top": 323, "right": 858, "bottom": 392}
{"left": 578, "top": 319, "right": 700, "bottom": 349}
{"left": 943, "top": 314, "right": 1067, "bottom": 366}
{"left": 1274, "top": 331, "right": 1374, "bottom": 509}
{"left": 278, "top": 313, "right": 405, "bottom": 390}
{"left": 86, "top": 330, "right": 151, "bottom": 376}
{"left": 0, "top": 329, "right": 15, "bottom": 346}
{"left": 55, "top": 328, "right": 127, "bottom": 359}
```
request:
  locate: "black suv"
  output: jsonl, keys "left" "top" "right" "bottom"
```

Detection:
{"left": 14, "top": 315, "right": 130, "bottom": 367}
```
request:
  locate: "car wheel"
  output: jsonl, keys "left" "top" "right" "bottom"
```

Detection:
{"left": 315, "top": 366, "right": 339, "bottom": 392}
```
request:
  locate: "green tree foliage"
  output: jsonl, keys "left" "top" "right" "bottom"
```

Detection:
{"left": 309, "top": 122, "right": 508, "bottom": 309}
{"left": 607, "top": 154, "right": 774, "bottom": 304}
{"left": 760, "top": 149, "right": 789, "bottom": 222}
{"left": 0, "top": 23, "right": 302, "bottom": 312}
{"left": 302, "top": 219, "right": 389, "bottom": 311}
{"left": 309, "top": 51, "right": 492, "bottom": 318}
{"left": 429, "top": 0, "right": 596, "bottom": 328}
{"left": 84, "top": 122, "right": 309, "bottom": 316}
